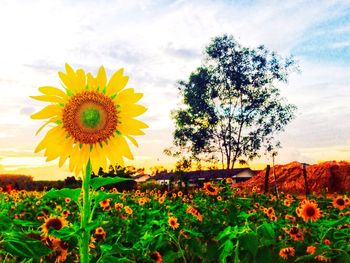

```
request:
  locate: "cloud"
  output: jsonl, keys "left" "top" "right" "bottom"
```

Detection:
{"left": 0, "top": 0, "right": 350, "bottom": 179}
{"left": 20, "top": 107, "right": 35, "bottom": 116}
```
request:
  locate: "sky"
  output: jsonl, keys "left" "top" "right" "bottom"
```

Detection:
{"left": 0, "top": 0, "right": 350, "bottom": 180}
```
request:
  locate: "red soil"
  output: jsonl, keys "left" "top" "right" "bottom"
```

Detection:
{"left": 238, "top": 161, "right": 350, "bottom": 194}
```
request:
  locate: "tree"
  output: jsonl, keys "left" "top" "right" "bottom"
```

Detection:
{"left": 170, "top": 35, "right": 297, "bottom": 170}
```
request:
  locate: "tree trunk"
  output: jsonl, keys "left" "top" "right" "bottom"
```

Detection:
{"left": 264, "top": 165, "right": 271, "bottom": 194}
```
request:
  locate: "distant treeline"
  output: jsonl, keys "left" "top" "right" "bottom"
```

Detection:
{"left": 0, "top": 166, "right": 138, "bottom": 191}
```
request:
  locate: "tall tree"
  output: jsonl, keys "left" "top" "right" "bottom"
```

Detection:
{"left": 170, "top": 35, "right": 297, "bottom": 170}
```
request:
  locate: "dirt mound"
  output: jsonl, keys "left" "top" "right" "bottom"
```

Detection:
{"left": 238, "top": 161, "right": 350, "bottom": 194}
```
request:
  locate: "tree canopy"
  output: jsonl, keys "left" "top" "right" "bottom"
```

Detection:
{"left": 170, "top": 34, "right": 297, "bottom": 169}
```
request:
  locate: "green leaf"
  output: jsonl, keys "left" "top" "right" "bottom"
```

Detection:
{"left": 234, "top": 241, "right": 240, "bottom": 263}
{"left": 93, "top": 191, "right": 118, "bottom": 203}
{"left": 90, "top": 176, "right": 131, "bottom": 190}
{"left": 257, "top": 222, "right": 275, "bottom": 246}
{"left": 219, "top": 240, "right": 234, "bottom": 263}
{"left": 4, "top": 233, "right": 52, "bottom": 258}
{"left": 239, "top": 232, "right": 258, "bottom": 258}
{"left": 0, "top": 215, "right": 13, "bottom": 230}
{"left": 217, "top": 226, "right": 238, "bottom": 241}
{"left": 42, "top": 188, "right": 81, "bottom": 203}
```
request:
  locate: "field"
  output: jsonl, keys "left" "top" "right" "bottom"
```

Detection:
{"left": 0, "top": 181, "right": 349, "bottom": 263}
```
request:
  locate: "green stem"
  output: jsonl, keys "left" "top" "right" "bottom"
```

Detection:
{"left": 80, "top": 159, "right": 92, "bottom": 263}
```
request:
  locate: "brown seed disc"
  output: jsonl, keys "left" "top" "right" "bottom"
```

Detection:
{"left": 62, "top": 91, "right": 118, "bottom": 144}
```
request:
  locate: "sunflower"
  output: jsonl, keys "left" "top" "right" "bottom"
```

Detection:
{"left": 203, "top": 182, "right": 219, "bottom": 196}
{"left": 279, "top": 247, "right": 295, "bottom": 260}
{"left": 40, "top": 216, "right": 68, "bottom": 235}
{"left": 168, "top": 216, "right": 180, "bottom": 230}
{"left": 299, "top": 200, "right": 321, "bottom": 222}
{"left": 150, "top": 251, "right": 163, "bottom": 263}
{"left": 158, "top": 196, "right": 165, "bottom": 204}
{"left": 283, "top": 199, "right": 291, "bottom": 207}
{"left": 314, "top": 255, "right": 331, "bottom": 262}
{"left": 31, "top": 64, "right": 148, "bottom": 175}
{"left": 124, "top": 206, "right": 133, "bottom": 215}
{"left": 306, "top": 245, "right": 316, "bottom": 254}
{"left": 332, "top": 196, "right": 347, "bottom": 210}
{"left": 94, "top": 227, "right": 106, "bottom": 241}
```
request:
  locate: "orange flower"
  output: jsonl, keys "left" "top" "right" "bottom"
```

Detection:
{"left": 40, "top": 216, "right": 68, "bottom": 236}
{"left": 158, "top": 196, "right": 165, "bottom": 204}
{"left": 266, "top": 207, "right": 275, "bottom": 217}
{"left": 314, "top": 255, "right": 331, "bottom": 262}
{"left": 61, "top": 210, "right": 70, "bottom": 218}
{"left": 64, "top": 197, "right": 71, "bottom": 203}
{"left": 217, "top": 196, "right": 222, "bottom": 201}
{"left": 323, "top": 239, "right": 331, "bottom": 245}
{"left": 114, "top": 203, "right": 124, "bottom": 211}
{"left": 203, "top": 182, "right": 219, "bottom": 196}
{"left": 332, "top": 196, "right": 346, "bottom": 210}
{"left": 306, "top": 245, "right": 316, "bottom": 254}
{"left": 124, "top": 206, "right": 133, "bottom": 215}
{"left": 94, "top": 227, "right": 106, "bottom": 241}
{"left": 168, "top": 216, "right": 179, "bottom": 230}
{"left": 284, "top": 226, "right": 304, "bottom": 241}
{"left": 138, "top": 197, "right": 146, "bottom": 206}
{"left": 150, "top": 251, "right": 163, "bottom": 263}
{"left": 283, "top": 199, "right": 291, "bottom": 207}
{"left": 298, "top": 200, "right": 321, "bottom": 222}
{"left": 177, "top": 191, "right": 183, "bottom": 197}
{"left": 279, "top": 247, "right": 295, "bottom": 260}
{"left": 100, "top": 199, "right": 110, "bottom": 208}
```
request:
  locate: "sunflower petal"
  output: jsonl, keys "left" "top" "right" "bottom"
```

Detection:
{"left": 75, "top": 69, "right": 86, "bottom": 92}
{"left": 35, "top": 116, "right": 61, "bottom": 136}
{"left": 30, "top": 95, "right": 66, "bottom": 103}
{"left": 115, "top": 88, "right": 143, "bottom": 104}
{"left": 106, "top": 69, "right": 128, "bottom": 96}
{"left": 96, "top": 66, "right": 107, "bottom": 90}
{"left": 39, "top": 86, "right": 68, "bottom": 98}
{"left": 125, "top": 135, "right": 138, "bottom": 147}
{"left": 31, "top": 105, "right": 62, "bottom": 119}
{"left": 111, "top": 136, "right": 133, "bottom": 160}
{"left": 120, "top": 104, "right": 147, "bottom": 117}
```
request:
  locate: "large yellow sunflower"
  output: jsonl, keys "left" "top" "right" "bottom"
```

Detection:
{"left": 31, "top": 64, "right": 148, "bottom": 175}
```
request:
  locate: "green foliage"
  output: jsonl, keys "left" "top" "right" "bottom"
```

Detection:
{"left": 0, "top": 187, "right": 349, "bottom": 262}
{"left": 171, "top": 34, "right": 297, "bottom": 169}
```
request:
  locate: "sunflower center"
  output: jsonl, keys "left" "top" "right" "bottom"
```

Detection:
{"left": 46, "top": 218, "right": 63, "bottom": 230}
{"left": 336, "top": 199, "right": 345, "bottom": 206}
{"left": 306, "top": 206, "right": 315, "bottom": 216}
{"left": 62, "top": 91, "right": 118, "bottom": 144}
{"left": 81, "top": 107, "right": 101, "bottom": 128}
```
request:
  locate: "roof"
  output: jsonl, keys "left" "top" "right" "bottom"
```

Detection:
{"left": 150, "top": 168, "right": 255, "bottom": 181}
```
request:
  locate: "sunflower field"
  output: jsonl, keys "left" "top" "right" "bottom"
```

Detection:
{"left": 0, "top": 181, "right": 349, "bottom": 263}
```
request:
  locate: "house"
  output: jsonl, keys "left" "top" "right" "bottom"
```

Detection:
{"left": 148, "top": 168, "right": 256, "bottom": 187}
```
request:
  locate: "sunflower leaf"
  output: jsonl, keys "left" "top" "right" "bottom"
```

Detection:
{"left": 42, "top": 188, "right": 81, "bottom": 204}
{"left": 90, "top": 176, "right": 131, "bottom": 190}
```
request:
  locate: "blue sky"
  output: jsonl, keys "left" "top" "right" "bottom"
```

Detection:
{"left": 0, "top": 0, "right": 349, "bottom": 179}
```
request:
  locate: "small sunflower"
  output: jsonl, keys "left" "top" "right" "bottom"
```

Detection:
{"left": 124, "top": 206, "right": 133, "bottom": 215}
{"left": 94, "top": 227, "right": 107, "bottom": 241}
{"left": 306, "top": 245, "right": 316, "bottom": 254}
{"left": 332, "top": 196, "right": 346, "bottom": 210}
{"left": 31, "top": 64, "right": 148, "bottom": 175}
{"left": 299, "top": 200, "right": 321, "bottom": 222}
{"left": 40, "top": 216, "right": 68, "bottom": 235}
{"left": 168, "top": 216, "right": 180, "bottom": 230}
{"left": 279, "top": 247, "right": 295, "bottom": 260}
{"left": 203, "top": 182, "right": 219, "bottom": 196}
{"left": 150, "top": 251, "right": 163, "bottom": 263}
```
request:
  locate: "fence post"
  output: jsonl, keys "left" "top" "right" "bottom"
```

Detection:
{"left": 302, "top": 163, "right": 310, "bottom": 197}
{"left": 264, "top": 165, "right": 271, "bottom": 194}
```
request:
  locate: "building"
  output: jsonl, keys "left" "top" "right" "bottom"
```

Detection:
{"left": 148, "top": 168, "right": 257, "bottom": 187}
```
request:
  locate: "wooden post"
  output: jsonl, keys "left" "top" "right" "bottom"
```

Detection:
{"left": 264, "top": 165, "right": 271, "bottom": 194}
{"left": 272, "top": 152, "right": 279, "bottom": 199}
{"left": 302, "top": 163, "right": 310, "bottom": 197}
